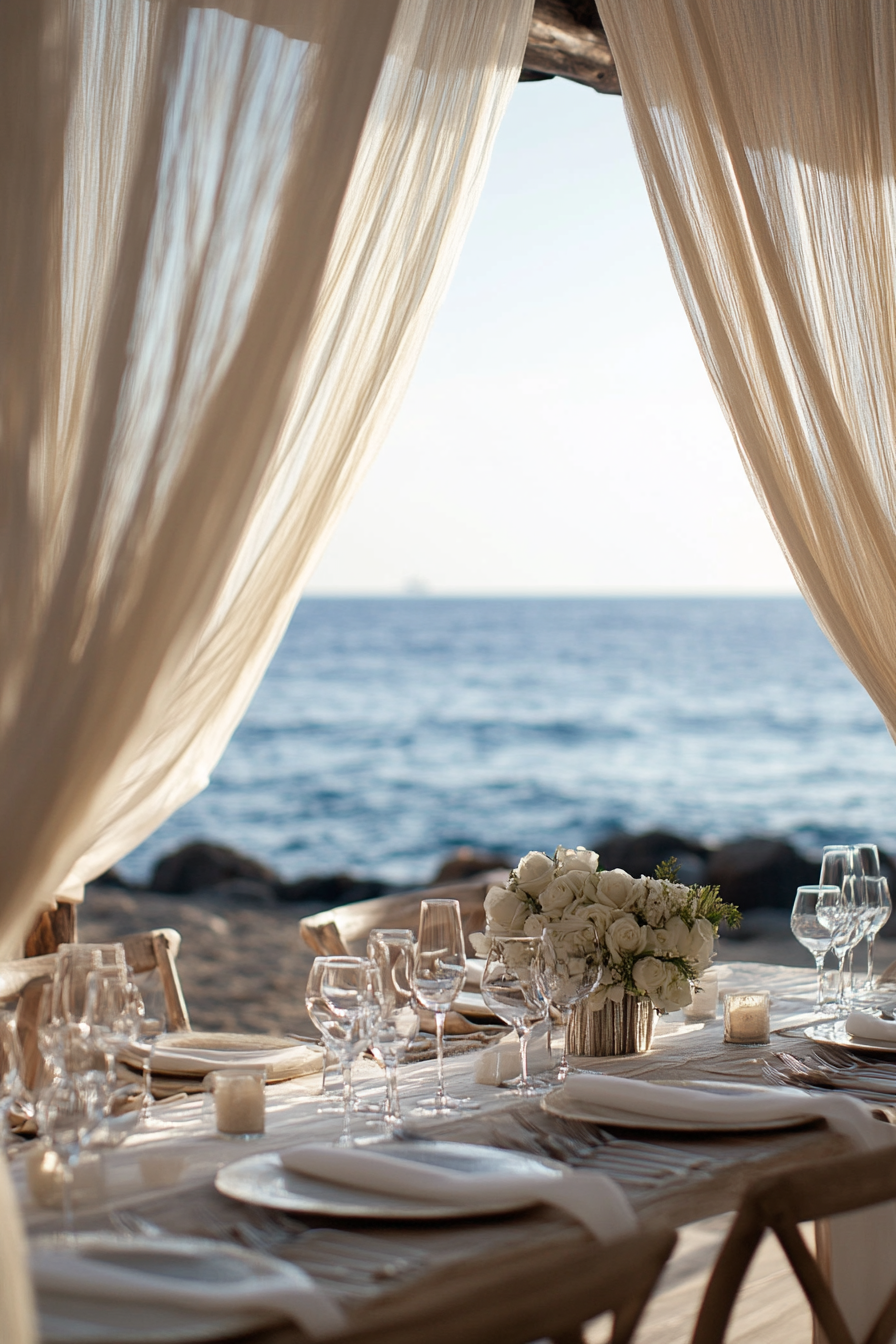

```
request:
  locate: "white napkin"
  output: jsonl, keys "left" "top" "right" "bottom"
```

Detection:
{"left": 845, "top": 1011, "right": 896, "bottom": 1043}
{"left": 474, "top": 1022, "right": 552, "bottom": 1086}
{"left": 560, "top": 1073, "right": 896, "bottom": 1341}
{"left": 463, "top": 958, "right": 486, "bottom": 990}
{"left": 281, "top": 1143, "right": 636, "bottom": 1243}
{"left": 30, "top": 1239, "right": 346, "bottom": 1339}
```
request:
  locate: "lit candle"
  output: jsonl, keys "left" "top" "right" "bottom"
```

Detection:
{"left": 724, "top": 991, "right": 770, "bottom": 1044}
{"left": 208, "top": 1068, "right": 266, "bottom": 1136}
{"left": 683, "top": 972, "right": 719, "bottom": 1021}
{"left": 26, "top": 1145, "right": 105, "bottom": 1208}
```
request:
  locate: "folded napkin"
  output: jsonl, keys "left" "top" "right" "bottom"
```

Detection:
{"left": 845, "top": 1011, "right": 896, "bottom": 1044}
{"left": 560, "top": 1073, "right": 896, "bottom": 1342}
{"left": 463, "top": 958, "right": 486, "bottom": 990}
{"left": 30, "top": 1237, "right": 346, "bottom": 1340}
{"left": 119, "top": 1036, "right": 321, "bottom": 1081}
{"left": 281, "top": 1143, "right": 636, "bottom": 1243}
{"left": 474, "top": 1022, "right": 552, "bottom": 1086}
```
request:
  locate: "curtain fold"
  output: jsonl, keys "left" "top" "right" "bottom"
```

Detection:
{"left": 0, "top": 6, "right": 531, "bottom": 1335}
{"left": 0, "top": 0, "right": 533, "bottom": 932}
{"left": 599, "top": 1, "right": 896, "bottom": 746}
{"left": 598, "top": 2, "right": 896, "bottom": 1336}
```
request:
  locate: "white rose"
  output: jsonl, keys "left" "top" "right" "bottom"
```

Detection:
{"left": 523, "top": 912, "right": 549, "bottom": 937}
{"left": 606, "top": 981, "right": 626, "bottom": 1004}
{"left": 654, "top": 964, "right": 693, "bottom": 1012}
{"left": 540, "top": 871, "right": 587, "bottom": 913}
{"left": 684, "top": 917, "right": 715, "bottom": 973}
{"left": 582, "top": 903, "right": 614, "bottom": 937}
{"left": 515, "top": 850, "right": 555, "bottom": 896}
{"left": 603, "top": 913, "right": 647, "bottom": 962}
{"left": 555, "top": 846, "right": 600, "bottom": 875}
{"left": 484, "top": 884, "right": 529, "bottom": 933}
{"left": 595, "top": 868, "right": 637, "bottom": 910}
{"left": 652, "top": 915, "right": 688, "bottom": 955}
{"left": 632, "top": 955, "right": 667, "bottom": 997}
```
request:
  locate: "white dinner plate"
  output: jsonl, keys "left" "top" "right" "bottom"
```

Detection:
{"left": 805, "top": 1019, "right": 896, "bottom": 1055}
{"left": 216, "top": 1140, "right": 555, "bottom": 1220}
{"left": 31, "top": 1234, "right": 295, "bottom": 1343}
{"left": 118, "top": 1032, "right": 320, "bottom": 1083}
{"left": 541, "top": 1079, "right": 813, "bottom": 1132}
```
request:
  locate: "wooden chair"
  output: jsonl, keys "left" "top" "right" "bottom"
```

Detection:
{"left": 692, "top": 1148, "right": 896, "bottom": 1344}
{"left": 0, "top": 929, "right": 191, "bottom": 1089}
{"left": 235, "top": 1224, "right": 677, "bottom": 1344}
{"left": 298, "top": 873, "right": 506, "bottom": 959}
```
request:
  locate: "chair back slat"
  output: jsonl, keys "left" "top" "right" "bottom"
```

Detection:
{"left": 299, "top": 874, "right": 501, "bottom": 959}
{"left": 692, "top": 1148, "right": 896, "bottom": 1344}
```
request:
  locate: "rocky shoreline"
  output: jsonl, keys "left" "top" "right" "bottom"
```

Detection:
{"left": 104, "top": 829, "right": 896, "bottom": 919}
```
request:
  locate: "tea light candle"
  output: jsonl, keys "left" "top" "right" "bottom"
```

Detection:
{"left": 683, "top": 972, "right": 719, "bottom": 1021}
{"left": 26, "top": 1145, "right": 105, "bottom": 1208}
{"left": 208, "top": 1068, "right": 266, "bottom": 1136}
{"left": 724, "top": 991, "right": 770, "bottom": 1044}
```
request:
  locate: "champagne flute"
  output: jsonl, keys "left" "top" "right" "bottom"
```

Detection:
{"left": 412, "top": 899, "right": 477, "bottom": 1114}
{"left": 819, "top": 847, "right": 860, "bottom": 1005}
{"left": 791, "top": 886, "right": 842, "bottom": 1012}
{"left": 858, "top": 875, "right": 892, "bottom": 995}
{"left": 541, "top": 927, "right": 601, "bottom": 1081}
{"left": 480, "top": 936, "right": 549, "bottom": 1096}
{"left": 367, "top": 929, "right": 419, "bottom": 1129}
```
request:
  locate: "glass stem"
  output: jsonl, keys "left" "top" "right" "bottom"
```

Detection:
{"left": 558, "top": 1006, "right": 571, "bottom": 1079}
{"left": 434, "top": 1010, "right": 447, "bottom": 1106}
{"left": 836, "top": 952, "right": 848, "bottom": 1008}
{"left": 141, "top": 1056, "right": 153, "bottom": 1120}
{"left": 339, "top": 1058, "right": 353, "bottom": 1146}
{"left": 867, "top": 934, "right": 877, "bottom": 992}
{"left": 518, "top": 1025, "right": 531, "bottom": 1087}
{"left": 814, "top": 954, "right": 826, "bottom": 1012}
{"left": 384, "top": 1059, "right": 401, "bottom": 1126}
{"left": 545, "top": 999, "right": 553, "bottom": 1065}
{"left": 61, "top": 1151, "right": 76, "bottom": 1233}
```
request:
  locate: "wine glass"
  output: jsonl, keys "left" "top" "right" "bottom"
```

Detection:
{"left": 791, "top": 886, "right": 842, "bottom": 1012}
{"left": 55, "top": 944, "right": 127, "bottom": 1024}
{"left": 305, "top": 958, "right": 351, "bottom": 1114}
{"left": 480, "top": 936, "right": 549, "bottom": 1096}
{"left": 412, "top": 899, "right": 476, "bottom": 1114}
{"left": 367, "top": 929, "right": 419, "bottom": 1129}
{"left": 320, "top": 957, "right": 378, "bottom": 1146}
{"left": 541, "top": 927, "right": 601, "bottom": 1082}
{"left": 858, "top": 875, "right": 892, "bottom": 996}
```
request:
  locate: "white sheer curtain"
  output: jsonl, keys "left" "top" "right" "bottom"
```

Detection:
{"left": 0, "top": 4, "right": 531, "bottom": 1335}
{"left": 599, "top": 2, "right": 896, "bottom": 1335}
{"left": 0, "top": 0, "right": 532, "bottom": 933}
{"left": 599, "top": 0, "right": 896, "bottom": 746}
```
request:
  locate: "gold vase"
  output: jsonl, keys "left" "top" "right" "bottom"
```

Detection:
{"left": 567, "top": 994, "right": 655, "bottom": 1057}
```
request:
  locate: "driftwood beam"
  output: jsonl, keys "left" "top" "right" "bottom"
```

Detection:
{"left": 520, "top": 0, "right": 620, "bottom": 96}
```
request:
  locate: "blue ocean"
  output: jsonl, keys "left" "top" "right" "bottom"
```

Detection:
{"left": 118, "top": 597, "right": 896, "bottom": 887}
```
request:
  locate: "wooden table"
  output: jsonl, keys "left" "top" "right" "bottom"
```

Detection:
{"left": 16, "top": 961, "right": 870, "bottom": 1342}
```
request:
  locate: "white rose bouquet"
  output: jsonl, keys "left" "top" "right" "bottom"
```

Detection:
{"left": 472, "top": 847, "right": 740, "bottom": 1015}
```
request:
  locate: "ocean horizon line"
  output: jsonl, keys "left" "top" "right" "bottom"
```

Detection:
{"left": 301, "top": 590, "right": 805, "bottom": 602}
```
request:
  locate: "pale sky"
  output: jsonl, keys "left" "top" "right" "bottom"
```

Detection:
{"left": 307, "top": 75, "right": 798, "bottom": 597}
